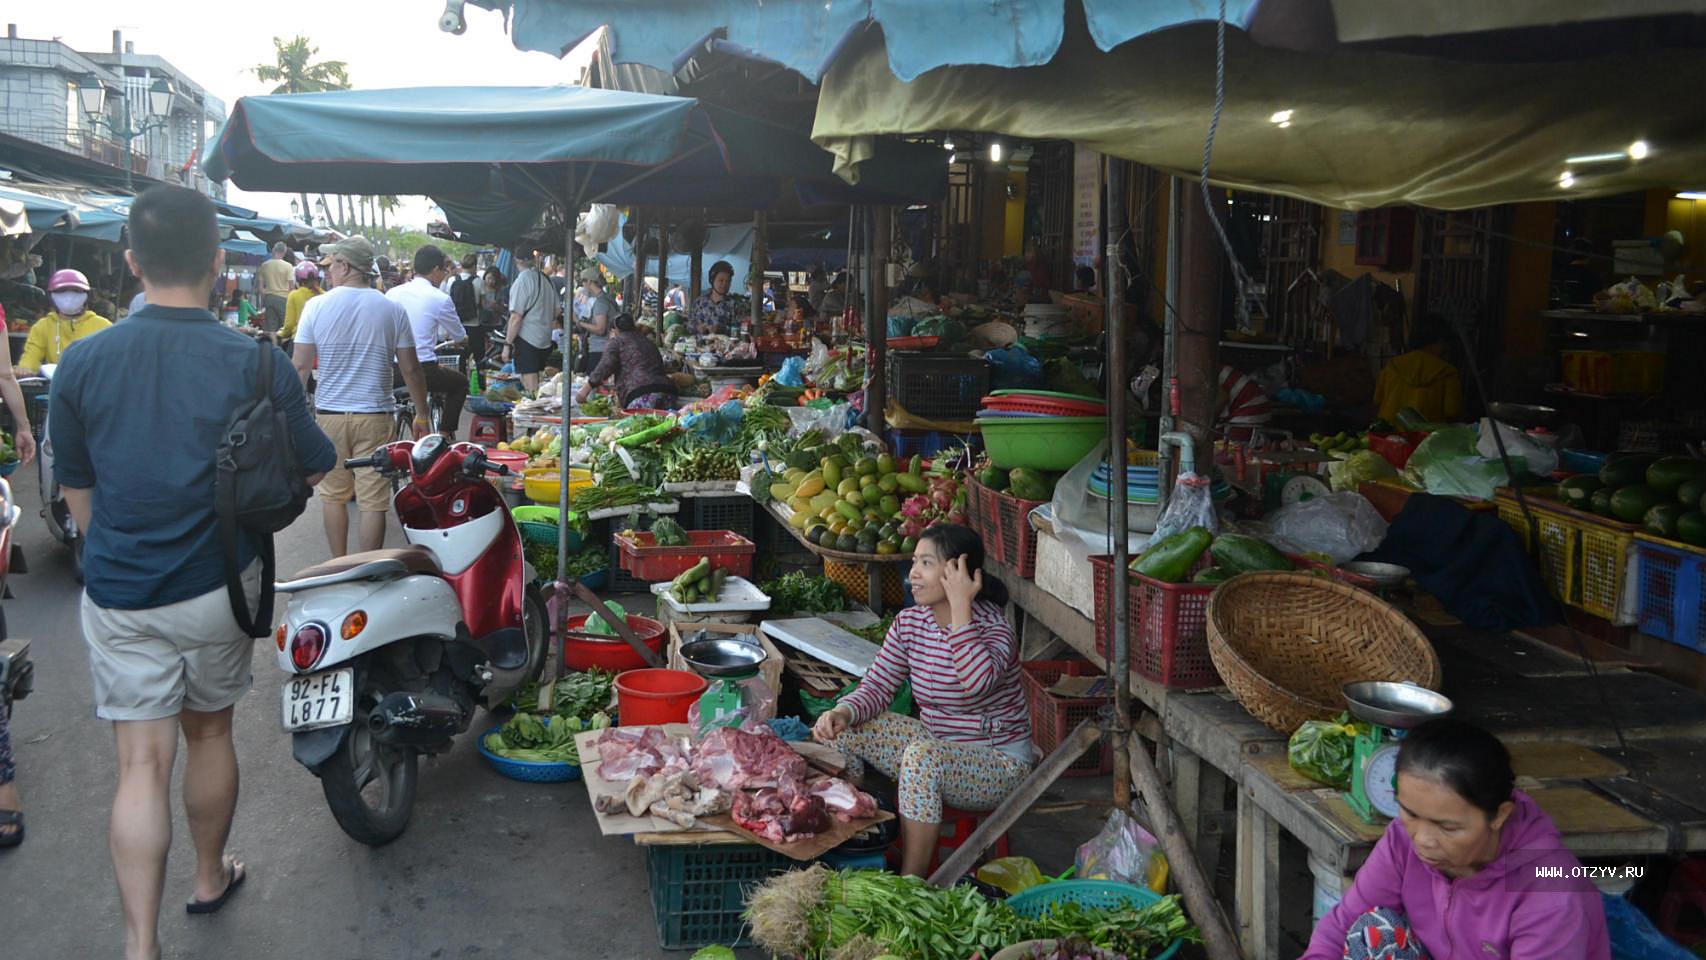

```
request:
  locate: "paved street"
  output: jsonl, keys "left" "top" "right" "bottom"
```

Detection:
{"left": 0, "top": 463, "right": 665, "bottom": 960}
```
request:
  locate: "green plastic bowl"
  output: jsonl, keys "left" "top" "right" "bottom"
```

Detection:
{"left": 976, "top": 416, "right": 1108, "bottom": 471}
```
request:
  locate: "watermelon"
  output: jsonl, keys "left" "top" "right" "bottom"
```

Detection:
{"left": 1678, "top": 478, "right": 1706, "bottom": 509}
{"left": 1558, "top": 475, "right": 1602, "bottom": 507}
{"left": 1677, "top": 511, "right": 1706, "bottom": 547}
{"left": 1644, "top": 503, "right": 1683, "bottom": 538}
{"left": 1609, "top": 484, "right": 1662, "bottom": 523}
{"left": 1600, "top": 454, "right": 1659, "bottom": 489}
{"left": 1590, "top": 488, "right": 1616, "bottom": 516}
{"left": 1645, "top": 457, "right": 1706, "bottom": 495}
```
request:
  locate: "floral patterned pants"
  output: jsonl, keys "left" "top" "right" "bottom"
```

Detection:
{"left": 1344, "top": 907, "right": 1430, "bottom": 960}
{"left": 832, "top": 712, "right": 1030, "bottom": 824}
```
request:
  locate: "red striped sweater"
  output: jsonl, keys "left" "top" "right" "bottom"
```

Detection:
{"left": 839, "top": 600, "right": 1033, "bottom": 762}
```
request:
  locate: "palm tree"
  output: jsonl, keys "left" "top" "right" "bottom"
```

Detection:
{"left": 377, "top": 196, "right": 400, "bottom": 233}
{"left": 254, "top": 37, "right": 350, "bottom": 214}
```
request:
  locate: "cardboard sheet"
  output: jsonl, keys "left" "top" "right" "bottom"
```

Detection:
{"left": 700, "top": 808, "right": 895, "bottom": 861}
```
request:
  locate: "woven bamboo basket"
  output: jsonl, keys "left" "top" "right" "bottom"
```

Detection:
{"left": 1206, "top": 572, "right": 1441, "bottom": 734}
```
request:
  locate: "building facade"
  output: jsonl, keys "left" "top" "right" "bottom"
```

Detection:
{"left": 0, "top": 25, "right": 225, "bottom": 196}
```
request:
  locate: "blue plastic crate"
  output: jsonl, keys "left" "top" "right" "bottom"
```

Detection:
{"left": 645, "top": 842, "right": 794, "bottom": 949}
{"left": 1635, "top": 535, "right": 1706, "bottom": 652}
{"left": 886, "top": 428, "right": 982, "bottom": 460}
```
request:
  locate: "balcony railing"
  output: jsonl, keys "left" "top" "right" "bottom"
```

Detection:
{"left": 0, "top": 122, "right": 205, "bottom": 190}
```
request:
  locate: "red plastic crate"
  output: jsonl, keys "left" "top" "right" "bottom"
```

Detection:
{"left": 967, "top": 478, "right": 1046, "bottom": 577}
{"left": 1089, "top": 555, "right": 1221, "bottom": 689}
{"left": 614, "top": 530, "right": 755, "bottom": 582}
{"left": 1019, "top": 661, "right": 1114, "bottom": 776}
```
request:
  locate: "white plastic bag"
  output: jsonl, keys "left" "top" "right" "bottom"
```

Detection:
{"left": 575, "top": 203, "right": 619, "bottom": 248}
{"left": 1476, "top": 418, "right": 1558, "bottom": 477}
{"left": 1267, "top": 491, "right": 1389, "bottom": 563}
{"left": 1149, "top": 473, "right": 1217, "bottom": 542}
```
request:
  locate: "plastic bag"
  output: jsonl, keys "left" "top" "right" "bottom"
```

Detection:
{"left": 1150, "top": 473, "right": 1218, "bottom": 543}
{"left": 976, "top": 857, "right": 1047, "bottom": 896}
{"left": 1267, "top": 491, "right": 1388, "bottom": 563}
{"left": 689, "top": 674, "right": 778, "bottom": 736}
{"left": 1075, "top": 809, "right": 1169, "bottom": 893}
{"left": 985, "top": 345, "right": 1044, "bottom": 389}
{"left": 1476, "top": 418, "right": 1559, "bottom": 478}
{"left": 774, "top": 355, "right": 808, "bottom": 387}
{"left": 1406, "top": 426, "right": 1509, "bottom": 500}
{"left": 575, "top": 203, "right": 619, "bottom": 248}
{"left": 1328, "top": 450, "right": 1399, "bottom": 492}
{"left": 1288, "top": 714, "right": 1369, "bottom": 790}
{"left": 583, "top": 601, "right": 629, "bottom": 636}
{"left": 886, "top": 314, "right": 916, "bottom": 338}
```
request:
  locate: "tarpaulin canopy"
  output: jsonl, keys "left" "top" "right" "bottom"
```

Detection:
{"left": 54, "top": 195, "right": 130, "bottom": 242}
{"left": 0, "top": 184, "right": 75, "bottom": 235}
{"left": 811, "top": 19, "right": 1706, "bottom": 209}
{"left": 205, "top": 85, "right": 945, "bottom": 243}
{"left": 468, "top": 0, "right": 1695, "bottom": 83}
{"left": 220, "top": 236, "right": 269, "bottom": 258}
{"left": 596, "top": 211, "right": 754, "bottom": 283}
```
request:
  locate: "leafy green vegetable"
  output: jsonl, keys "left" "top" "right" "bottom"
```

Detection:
{"left": 651, "top": 516, "right": 689, "bottom": 546}
{"left": 580, "top": 393, "right": 614, "bottom": 417}
{"left": 663, "top": 441, "right": 742, "bottom": 482}
{"left": 507, "top": 669, "right": 615, "bottom": 722}
{"left": 759, "top": 571, "right": 848, "bottom": 615}
{"left": 0, "top": 430, "right": 15, "bottom": 465}
{"left": 1288, "top": 713, "right": 1369, "bottom": 790}
{"left": 483, "top": 711, "right": 610, "bottom": 764}
{"left": 848, "top": 614, "right": 894, "bottom": 645}
{"left": 571, "top": 482, "right": 663, "bottom": 512}
{"left": 524, "top": 542, "right": 606, "bottom": 582}
{"left": 688, "top": 948, "right": 737, "bottom": 960}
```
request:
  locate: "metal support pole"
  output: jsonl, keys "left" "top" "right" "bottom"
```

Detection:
{"left": 751, "top": 210, "right": 767, "bottom": 335}
{"left": 629, "top": 208, "right": 646, "bottom": 314}
{"left": 1176, "top": 184, "right": 1224, "bottom": 463}
{"left": 1158, "top": 178, "right": 1182, "bottom": 510}
{"left": 1103, "top": 158, "right": 1132, "bottom": 810}
{"left": 866, "top": 205, "right": 891, "bottom": 436}
{"left": 657, "top": 220, "right": 670, "bottom": 317}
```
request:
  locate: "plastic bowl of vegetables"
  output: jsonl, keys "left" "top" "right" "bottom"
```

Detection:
{"left": 477, "top": 712, "right": 609, "bottom": 783}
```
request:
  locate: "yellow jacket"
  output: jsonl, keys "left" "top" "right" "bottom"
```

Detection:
{"left": 282, "top": 285, "right": 323, "bottom": 340}
{"left": 19, "top": 310, "right": 112, "bottom": 370}
{"left": 1375, "top": 349, "right": 1463, "bottom": 424}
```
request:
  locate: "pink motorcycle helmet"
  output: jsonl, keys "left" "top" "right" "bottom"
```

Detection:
{"left": 46, "top": 268, "right": 91, "bottom": 292}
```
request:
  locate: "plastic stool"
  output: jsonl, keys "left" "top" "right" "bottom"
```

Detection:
{"left": 929, "top": 805, "right": 1011, "bottom": 877}
{"left": 468, "top": 413, "right": 508, "bottom": 447}
{"left": 1658, "top": 857, "right": 1706, "bottom": 946}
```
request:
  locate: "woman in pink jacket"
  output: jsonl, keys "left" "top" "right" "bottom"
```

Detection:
{"left": 1303, "top": 719, "right": 1609, "bottom": 960}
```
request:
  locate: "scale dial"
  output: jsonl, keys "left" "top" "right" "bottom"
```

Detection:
{"left": 1280, "top": 474, "right": 1331, "bottom": 505}
{"left": 1361, "top": 743, "right": 1403, "bottom": 819}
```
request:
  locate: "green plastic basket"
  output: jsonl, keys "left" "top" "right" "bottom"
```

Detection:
{"left": 1004, "top": 880, "right": 1183, "bottom": 960}
{"left": 976, "top": 416, "right": 1108, "bottom": 471}
{"left": 515, "top": 515, "right": 582, "bottom": 553}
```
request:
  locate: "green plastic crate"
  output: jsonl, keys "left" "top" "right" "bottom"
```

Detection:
{"left": 644, "top": 842, "right": 794, "bottom": 949}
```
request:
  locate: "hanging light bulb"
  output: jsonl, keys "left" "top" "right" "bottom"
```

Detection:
{"left": 1627, "top": 140, "right": 1650, "bottom": 160}
{"left": 989, "top": 142, "right": 1003, "bottom": 164}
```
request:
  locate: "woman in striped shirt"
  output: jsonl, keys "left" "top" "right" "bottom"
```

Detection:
{"left": 813, "top": 525, "right": 1033, "bottom": 876}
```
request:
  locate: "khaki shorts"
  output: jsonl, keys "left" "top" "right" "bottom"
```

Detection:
{"left": 316, "top": 411, "right": 394, "bottom": 512}
{"left": 82, "top": 561, "right": 262, "bottom": 722}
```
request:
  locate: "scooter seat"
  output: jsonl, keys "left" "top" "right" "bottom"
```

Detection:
{"left": 276, "top": 546, "right": 441, "bottom": 592}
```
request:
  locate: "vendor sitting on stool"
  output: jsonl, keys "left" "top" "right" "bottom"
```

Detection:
{"left": 812, "top": 525, "right": 1033, "bottom": 877}
{"left": 575, "top": 312, "right": 677, "bottom": 412}
{"left": 1302, "top": 718, "right": 1609, "bottom": 960}
{"left": 1374, "top": 315, "right": 1463, "bottom": 425}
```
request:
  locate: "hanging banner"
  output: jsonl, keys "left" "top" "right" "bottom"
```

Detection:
{"left": 1072, "top": 146, "right": 1101, "bottom": 266}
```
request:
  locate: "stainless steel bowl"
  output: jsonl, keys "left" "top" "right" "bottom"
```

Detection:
{"left": 1487, "top": 401, "right": 1559, "bottom": 428}
{"left": 1342, "top": 681, "right": 1454, "bottom": 729}
{"left": 1340, "top": 561, "right": 1412, "bottom": 588}
{"left": 679, "top": 636, "right": 768, "bottom": 677}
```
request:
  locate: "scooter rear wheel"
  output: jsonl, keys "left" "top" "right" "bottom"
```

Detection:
{"left": 320, "top": 685, "right": 419, "bottom": 846}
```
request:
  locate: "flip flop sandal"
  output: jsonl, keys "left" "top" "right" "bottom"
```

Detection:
{"left": 0, "top": 810, "right": 22, "bottom": 849}
{"left": 186, "top": 858, "right": 246, "bottom": 914}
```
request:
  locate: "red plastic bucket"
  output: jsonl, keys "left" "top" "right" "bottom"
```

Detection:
{"left": 561, "top": 614, "right": 666, "bottom": 672}
{"left": 615, "top": 669, "right": 708, "bottom": 726}
{"left": 487, "top": 449, "right": 530, "bottom": 475}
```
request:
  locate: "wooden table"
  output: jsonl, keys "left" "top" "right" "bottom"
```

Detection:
{"left": 991, "top": 555, "right": 1706, "bottom": 957}
{"left": 762, "top": 502, "right": 911, "bottom": 614}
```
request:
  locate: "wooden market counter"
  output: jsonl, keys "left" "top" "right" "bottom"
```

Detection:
{"left": 988, "top": 555, "right": 1706, "bottom": 957}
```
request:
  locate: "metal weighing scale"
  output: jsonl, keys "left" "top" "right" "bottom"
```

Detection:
{"left": 679, "top": 631, "right": 768, "bottom": 731}
{"left": 1342, "top": 681, "right": 1455, "bottom": 823}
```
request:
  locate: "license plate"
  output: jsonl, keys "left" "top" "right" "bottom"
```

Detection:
{"left": 281, "top": 668, "right": 355, "bottom": 731}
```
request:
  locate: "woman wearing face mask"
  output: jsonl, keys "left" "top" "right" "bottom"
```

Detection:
{"left": 17, "top": 269, "right": 113, "bottom": 376}
{"left": 812, "top": 524, "right": 1032, "bottom": 877}
{"left": 1302, "top": 718, "right": 1610, "bottom": 960}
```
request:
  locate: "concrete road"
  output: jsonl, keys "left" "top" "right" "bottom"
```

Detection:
{"left": 0, "top": 464, "right": 671, "bottom": 959}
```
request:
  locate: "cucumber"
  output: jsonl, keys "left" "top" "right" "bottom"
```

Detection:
{"left": 1130, "top": 527, "right": 1213, "bottom": 583}
{"left": 1209, "top": 534, "right": 1292, "bottom": 574}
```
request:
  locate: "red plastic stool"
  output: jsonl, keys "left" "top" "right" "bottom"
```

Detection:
{"left": 468, "top": 413, "right": 508, "bottom": 447}
{"left": 929, "top": 805, "right": 1011, "bottom": 877}
{"left": 1659, "top": 857, "right": 1706, "bottom": 946}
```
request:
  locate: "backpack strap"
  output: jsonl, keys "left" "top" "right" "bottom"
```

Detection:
{"left": 217, "top": 340, "right": 276, "bottom": 638}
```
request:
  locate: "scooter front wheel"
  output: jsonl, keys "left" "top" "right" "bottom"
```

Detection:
{"left": 320, "top": 691, "right": 419, "bottom": 846}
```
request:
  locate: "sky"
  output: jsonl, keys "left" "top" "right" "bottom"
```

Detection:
{"left": 10, "top": 0, "right": 598, "bottom": 227}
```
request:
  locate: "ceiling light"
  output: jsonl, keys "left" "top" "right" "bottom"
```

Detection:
{"left": 1277, "top": 120, "right": 1291, "bottom": 129}
{"left": 943, "top": 138, "right": 955, "bottom": 152}
{"left": 1566, "top": 151, "right": 1624, "bottom": 165}
{"left": 947, "top": 152, "right": 956, "bottom": 165}
{"left": 989, "top": 142, "right": 1003, "bottom": 163}
{"left": 1269, "top": 109, "right": 1293, "bottom": 124}
{"left": 1559, "top": 171, "right": 1576, "bottom": 189}
{"left": 1628, "top": 140, "right": 1650, "bottom": 160}
{"left": 1676, "top": 191, "right": 1706, "bottom": 201}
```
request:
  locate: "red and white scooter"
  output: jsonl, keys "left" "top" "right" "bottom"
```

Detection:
{"left": 275, "top": 436, "right": 546, "bottom": 845}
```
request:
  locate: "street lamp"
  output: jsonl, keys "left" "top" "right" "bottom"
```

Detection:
{"left": 290, "top": 199, "right": 301, "bottom": 220}
{"left": 77, "top": 73, "right": 175, "bottom": 191}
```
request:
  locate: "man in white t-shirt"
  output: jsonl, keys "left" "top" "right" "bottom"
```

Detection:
{"left": 387, "top": 244, "right": 469, "bottom": 439}
{"left": 292, "top": 236, "right": 429, "bottom": 557}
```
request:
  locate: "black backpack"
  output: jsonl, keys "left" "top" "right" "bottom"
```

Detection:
{"left": 449, "top": 274, "right": 479, "bottom": 325}
{"left": 215, "top": 339, "right": 312, "bottom": 637}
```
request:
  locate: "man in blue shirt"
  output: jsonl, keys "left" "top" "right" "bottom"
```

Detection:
{"left": 50, "top": 185, "right": 334, "bottom": 958}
